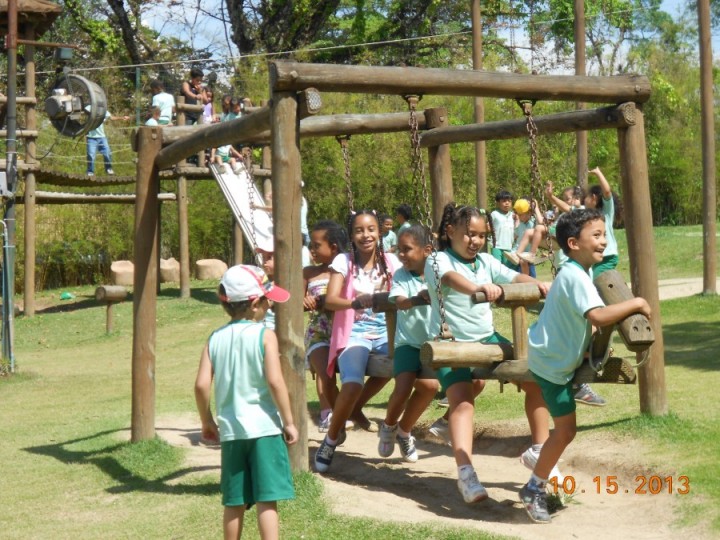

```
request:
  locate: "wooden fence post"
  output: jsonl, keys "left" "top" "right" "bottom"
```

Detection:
{"left": 425, "top": 107, "right": 454, "bottom": 227}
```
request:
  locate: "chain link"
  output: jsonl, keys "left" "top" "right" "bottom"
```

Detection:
{"left": 406, "top": 95, "right": 453, "bottom": 341}
{"left": 519, "top": 100, "right": 557, "bottom": 278}
{"left": 243, "top": 150, "right": 263, "bottom": 265}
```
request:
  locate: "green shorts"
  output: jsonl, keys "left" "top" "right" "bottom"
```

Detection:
{"left": 592, "top": 255, "right": 619, "bottom": 278}
{"left": 532, "top": 372, "right": 576, "bottom": 417}
{"left": 490, "top": 247, "right": 518, "bottom": 271}
{"left": 221, "top": 434, "right": 295, "bottom": 507}
{"left": 393, "top": 345, "right": 422, "bottom": 376}
{"left": 436, "top": 332, "right": 510, "bottom": 392}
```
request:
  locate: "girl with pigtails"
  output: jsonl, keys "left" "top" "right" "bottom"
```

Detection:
{"left": 314, "top": 209, "right": 401, "bottom": 473}
{"left": 425, "top": 202, "right": 552, "bottom": 505}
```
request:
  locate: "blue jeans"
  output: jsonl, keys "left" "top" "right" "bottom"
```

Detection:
{"left": 86, "top": 137, "right": 113, "bottom": 174}
{"left": 337, "top": 335, "right": 388, "bottom": 385}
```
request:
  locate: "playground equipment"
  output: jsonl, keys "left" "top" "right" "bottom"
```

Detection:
{"left": 130, "top": 61, "right": 666, "bottom": 475}
{"left": 44, "top": 73, "right": 108, "bottom": 138}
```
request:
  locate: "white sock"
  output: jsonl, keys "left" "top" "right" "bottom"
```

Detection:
{"left": 458, "top": 464, "right": 474, "bottom": 479}
{"left": 532, "top": 443, "right": 543, "bottom": 453}
{"left": 398, "top": 427, "right": 410, "bottom": 438}
{"left": 325, "top": 435, "right": 337, "bottom": 446}
{"left": 320, "top": 409, "right": 332, "bottom": 421}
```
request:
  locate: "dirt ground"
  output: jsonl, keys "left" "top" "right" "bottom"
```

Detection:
{"left": 143, "top": 278, "right": 716, "bottom": 539}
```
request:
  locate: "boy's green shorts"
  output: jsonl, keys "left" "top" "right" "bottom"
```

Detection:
{"left": 436, "top": 332, "right": 510, "bottom": 392}
{"left": 531, "top": 372, "right": 576, "bottom": 417}
{"left": 221, "top": 434, "right": 295, "bottom": 507}
{"left": 393, "top": 345, "right": 423, "bottom": 376}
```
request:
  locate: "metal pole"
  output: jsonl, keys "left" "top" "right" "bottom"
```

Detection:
{"left": 3, "top": 0, "right": 18, "bottom": 370}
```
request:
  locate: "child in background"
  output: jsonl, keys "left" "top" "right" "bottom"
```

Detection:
{"left": 584, "top": 167, "right": 621, "bottom": 278}
{"left": 395, "top": 204, "right": 413, "bottom": 235}
{"left": 380, "top": 214, "right": 397, "bottom": 253}
{"left": 377, "top": 225, "right": 438, "bottom": 463}
{"left": 426, "top": 202, "right": 550, "bottom": 504}
{"left": 194, "top": 265, "right": 297, "bottom": 539}
{"left": 149, "top": 79, "right": 175, "bottom": 125}
{"left": 203, "top": 86, "right": 215, "bottom": 124}
{"left": 314, "top": 210, "right": 400, "bottom": 473}
{"left": 507, "top": 198, "right": 547, "bottom": 275}
{"left": 255, "top": 242, "right": 277, "bottom": 330}
{"left": 210, "top": 144, "right": 243, "bottom": 175}
{"left": 145, "top": 106, "right": 161, "bottom": 126}
{"left": 489, "top": 190, "right": 516, "bottom": 266}
{"left": 303, "top": 220, "right": 348, "bottom": 432}
{"left": 519, "top": 209, "right": 651, "bottom": 523}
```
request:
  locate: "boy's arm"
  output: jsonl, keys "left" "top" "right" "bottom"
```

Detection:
{"left": 546, "top": 181, "right": 571, "bottom": 213}
{"left": 263, "top": 329, "right": 298, "bottom": 445}
{"left": 589, "top": 167, "right": 612, "bottom": 198}
{"left": 194, "top": 343, "right": 219, "bottom": 443}
{"left": 586, "top": 297, "right": 651, "bottom": 328}
{"left": 532, "top": 199, "right": 545, "bottom": 224}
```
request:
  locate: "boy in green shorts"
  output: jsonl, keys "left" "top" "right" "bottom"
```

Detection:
{"left": 194, "top": 265, "right": 298, "bottom": 538}
{"left": 519, "top": 208, "right": 651, "bottom": 523}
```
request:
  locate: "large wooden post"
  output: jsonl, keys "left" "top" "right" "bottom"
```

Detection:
{"left": 470, "top": 0, "right": 488, "bottom": 211}
{"left": 22, "top": 29, "right": 36, "bottom": 316}
{"left": 177, "top": 175, "right": 190, "bottom": 298}
{"left": 131, "top": 126, "right": 162, "bottom": 441}
{"left": 617, "top": 108, "right": 667, "bottom": 415}
{"left": 424, "top": 107, "right": 454, "bottom": 228}
{"left": 270, "top": 92, "right": 307, "bottom": 470}
{"left": 574, "top": 0, "right": 588, "bottom": 189}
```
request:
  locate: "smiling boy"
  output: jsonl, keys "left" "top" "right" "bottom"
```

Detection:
{"left": 518, "top": 208, "right": 652, "bottom": 523}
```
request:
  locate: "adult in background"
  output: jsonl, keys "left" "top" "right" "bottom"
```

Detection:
{"left": 180, "top": 67, "right": 207, "bottom": 126}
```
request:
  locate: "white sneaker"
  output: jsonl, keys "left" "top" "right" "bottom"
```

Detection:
{"left": 428, "top": 417, "right": 451, "bottom": 446}
{"left": 318, "top": 413, "right": 332, "bottom": 433}
{"left": 504, "top": 251, "right": 521, "bottom": 266}
{"left": 377, "top": 422, "right": 397, "bottom": 458}
{"left": 520, "top": 447, "right": 564, "bottom": 483}
{"left": 457, "top": 468, "right": 488, "bottom": 503}
{"left": 396, "top": 434, "right": 418, "bottom": 463}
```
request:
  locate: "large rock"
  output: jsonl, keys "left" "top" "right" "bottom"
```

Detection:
{"left": 195, "top": 259, "right": 228, "bottom": 280}
{"left": 160, "top": 257, "right": 180, "bottom": 283}
{"left": 111, "top": 260, "right": 134, "bottom": 286}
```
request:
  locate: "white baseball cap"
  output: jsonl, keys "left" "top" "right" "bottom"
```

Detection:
{"left": 219, "top": 265, "right": 290, "bottom": 303}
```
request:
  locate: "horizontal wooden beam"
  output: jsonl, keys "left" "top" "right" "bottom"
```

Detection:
{"left": 21, "top": 191, "right": 177, "bottom": 204}
{"left": 270, "top": 61, "right": 651, "bottom": 103}
{"left": 175, "top": 103, "right": 204, "bottom": 113}
{"left": 420, "top": 103, "right": 637, "bottom": 147}
{"left": 0, "top": 96, "right": 37, "bottom": 105}
{"left": 0, "top": 160, "right": 40, "bottom": 171}
{"left": 0, "top": 129, "right": 38, "bottom": 138}
{"left": 154, "top": 106, "right": 272, "bottom": 170}
{"left": 471, "top": 282, "right": 543, "bottom": 305}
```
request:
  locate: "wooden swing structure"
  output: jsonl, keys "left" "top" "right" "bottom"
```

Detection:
{"left": 131, "top": 61, "right": 667, "bottom": 472}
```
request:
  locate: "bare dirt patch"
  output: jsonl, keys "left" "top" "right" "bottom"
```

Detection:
{"left": 156, "top": 412, "right": 707, "bottom": 540}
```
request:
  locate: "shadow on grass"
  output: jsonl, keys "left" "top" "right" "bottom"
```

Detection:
{"left": 158, "top": 286, "right": 219, "bottom": 305}
{"left": 24, "top": 429, "right": 218, "bottom": 496}
{"left": 30, "top": 296, "right": 104, "bottom": 315}
{"left": 662, "top": 320, "right": 720, "bottom": 372}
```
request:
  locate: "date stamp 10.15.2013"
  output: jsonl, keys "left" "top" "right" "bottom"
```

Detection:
{"left": 548, "top": 475, "right": 690, "bottom": 495}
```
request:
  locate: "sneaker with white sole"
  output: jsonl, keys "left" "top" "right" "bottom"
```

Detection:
{"left": 457, "top": 468, "right": 488, "bottom": 503}
{"left": 377, "top": 422, "right": 397, "bottom": 458}
{"left": 428, "top": 417, "right": 451, "bottom": 446}
{"left": 437, "top": 397, "right": 449, "bottom": 407}
{"left": 519, "top": 483, "right": 551, "bottom": 523}
{"left": 397, "top": 434, "right": 418, "bottom": 463}
{"left": 106, "top": 168, "right": 115, "bottom": 175}
{"left": 520, "top": 447, "right": 564, "bottom": 484}
{"left": 314, "top": 438, "right": 336, "bottom": 473}
{"left": 504, "top": 251, "right": 521, "bottom": 266}
{"left": 574, "top": 383, "right": 607, "bottom": 406}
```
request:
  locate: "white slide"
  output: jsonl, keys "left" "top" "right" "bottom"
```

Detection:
{"left": 210, "top": 163, "right": 274, "bottom": 252}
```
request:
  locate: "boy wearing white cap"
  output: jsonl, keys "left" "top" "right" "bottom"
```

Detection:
{"left": 194, "top": 265, "right": 297, "bottom": 539}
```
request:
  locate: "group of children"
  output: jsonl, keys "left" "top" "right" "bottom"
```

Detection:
{"left": 194, "top": 167, "right": 652, "bottom": 537}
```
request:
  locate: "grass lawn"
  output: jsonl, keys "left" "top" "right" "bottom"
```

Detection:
{"left": 1, "top": 224, "right": 718, "bottom": 538}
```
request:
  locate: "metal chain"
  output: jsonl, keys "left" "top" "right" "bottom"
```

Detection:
{"left": 406, "top": 95, "right": 452, "bottom": 341}
{"left": 338, "top": 136, "right": 354, "bottom": 213}
{"left": 244, "top": 150, "right": 263, "bottom": 265}
{"left": 519, "top": 100, "right": 557, "bottom": 278}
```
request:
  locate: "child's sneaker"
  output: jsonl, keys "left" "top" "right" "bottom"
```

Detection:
{"left": 428, "top": 417, "right": 451, "bottom": 446}
{"left": 314, "top": 438, "right": 336, "bottom": 473}
{"left": 218, "top": 164, "right": 227, "bottom": 174}
{"left": 519, "top": 483, "right": 551, "bottom": 523}
{"left": 437, "top": 396, "right": 449, "bottom": 407}
{"left": 318, "top": 413, "right": 332, "bottom": 433}
{"left": 396, "top": 434, "right": 418, "bottom": 463}
{"left": 377, "top": 422, "right": 397, "bottom": 458}
{"left": 457, "top": 468, "right": 488, "bottom": 503}
{"left": 106, "top": 168, "right": 115, "bottom": 175}
{"left": 232, "top": 163, "right": 242, "bottom": 174}
{"left": 519, "top": 447, "right": 564, "bottom": 484}
{"left": 504, "top": 251, "right": 521, "bottom": 266}
{"left": 574, "top": 383, "right": 607, "bottom": 406}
